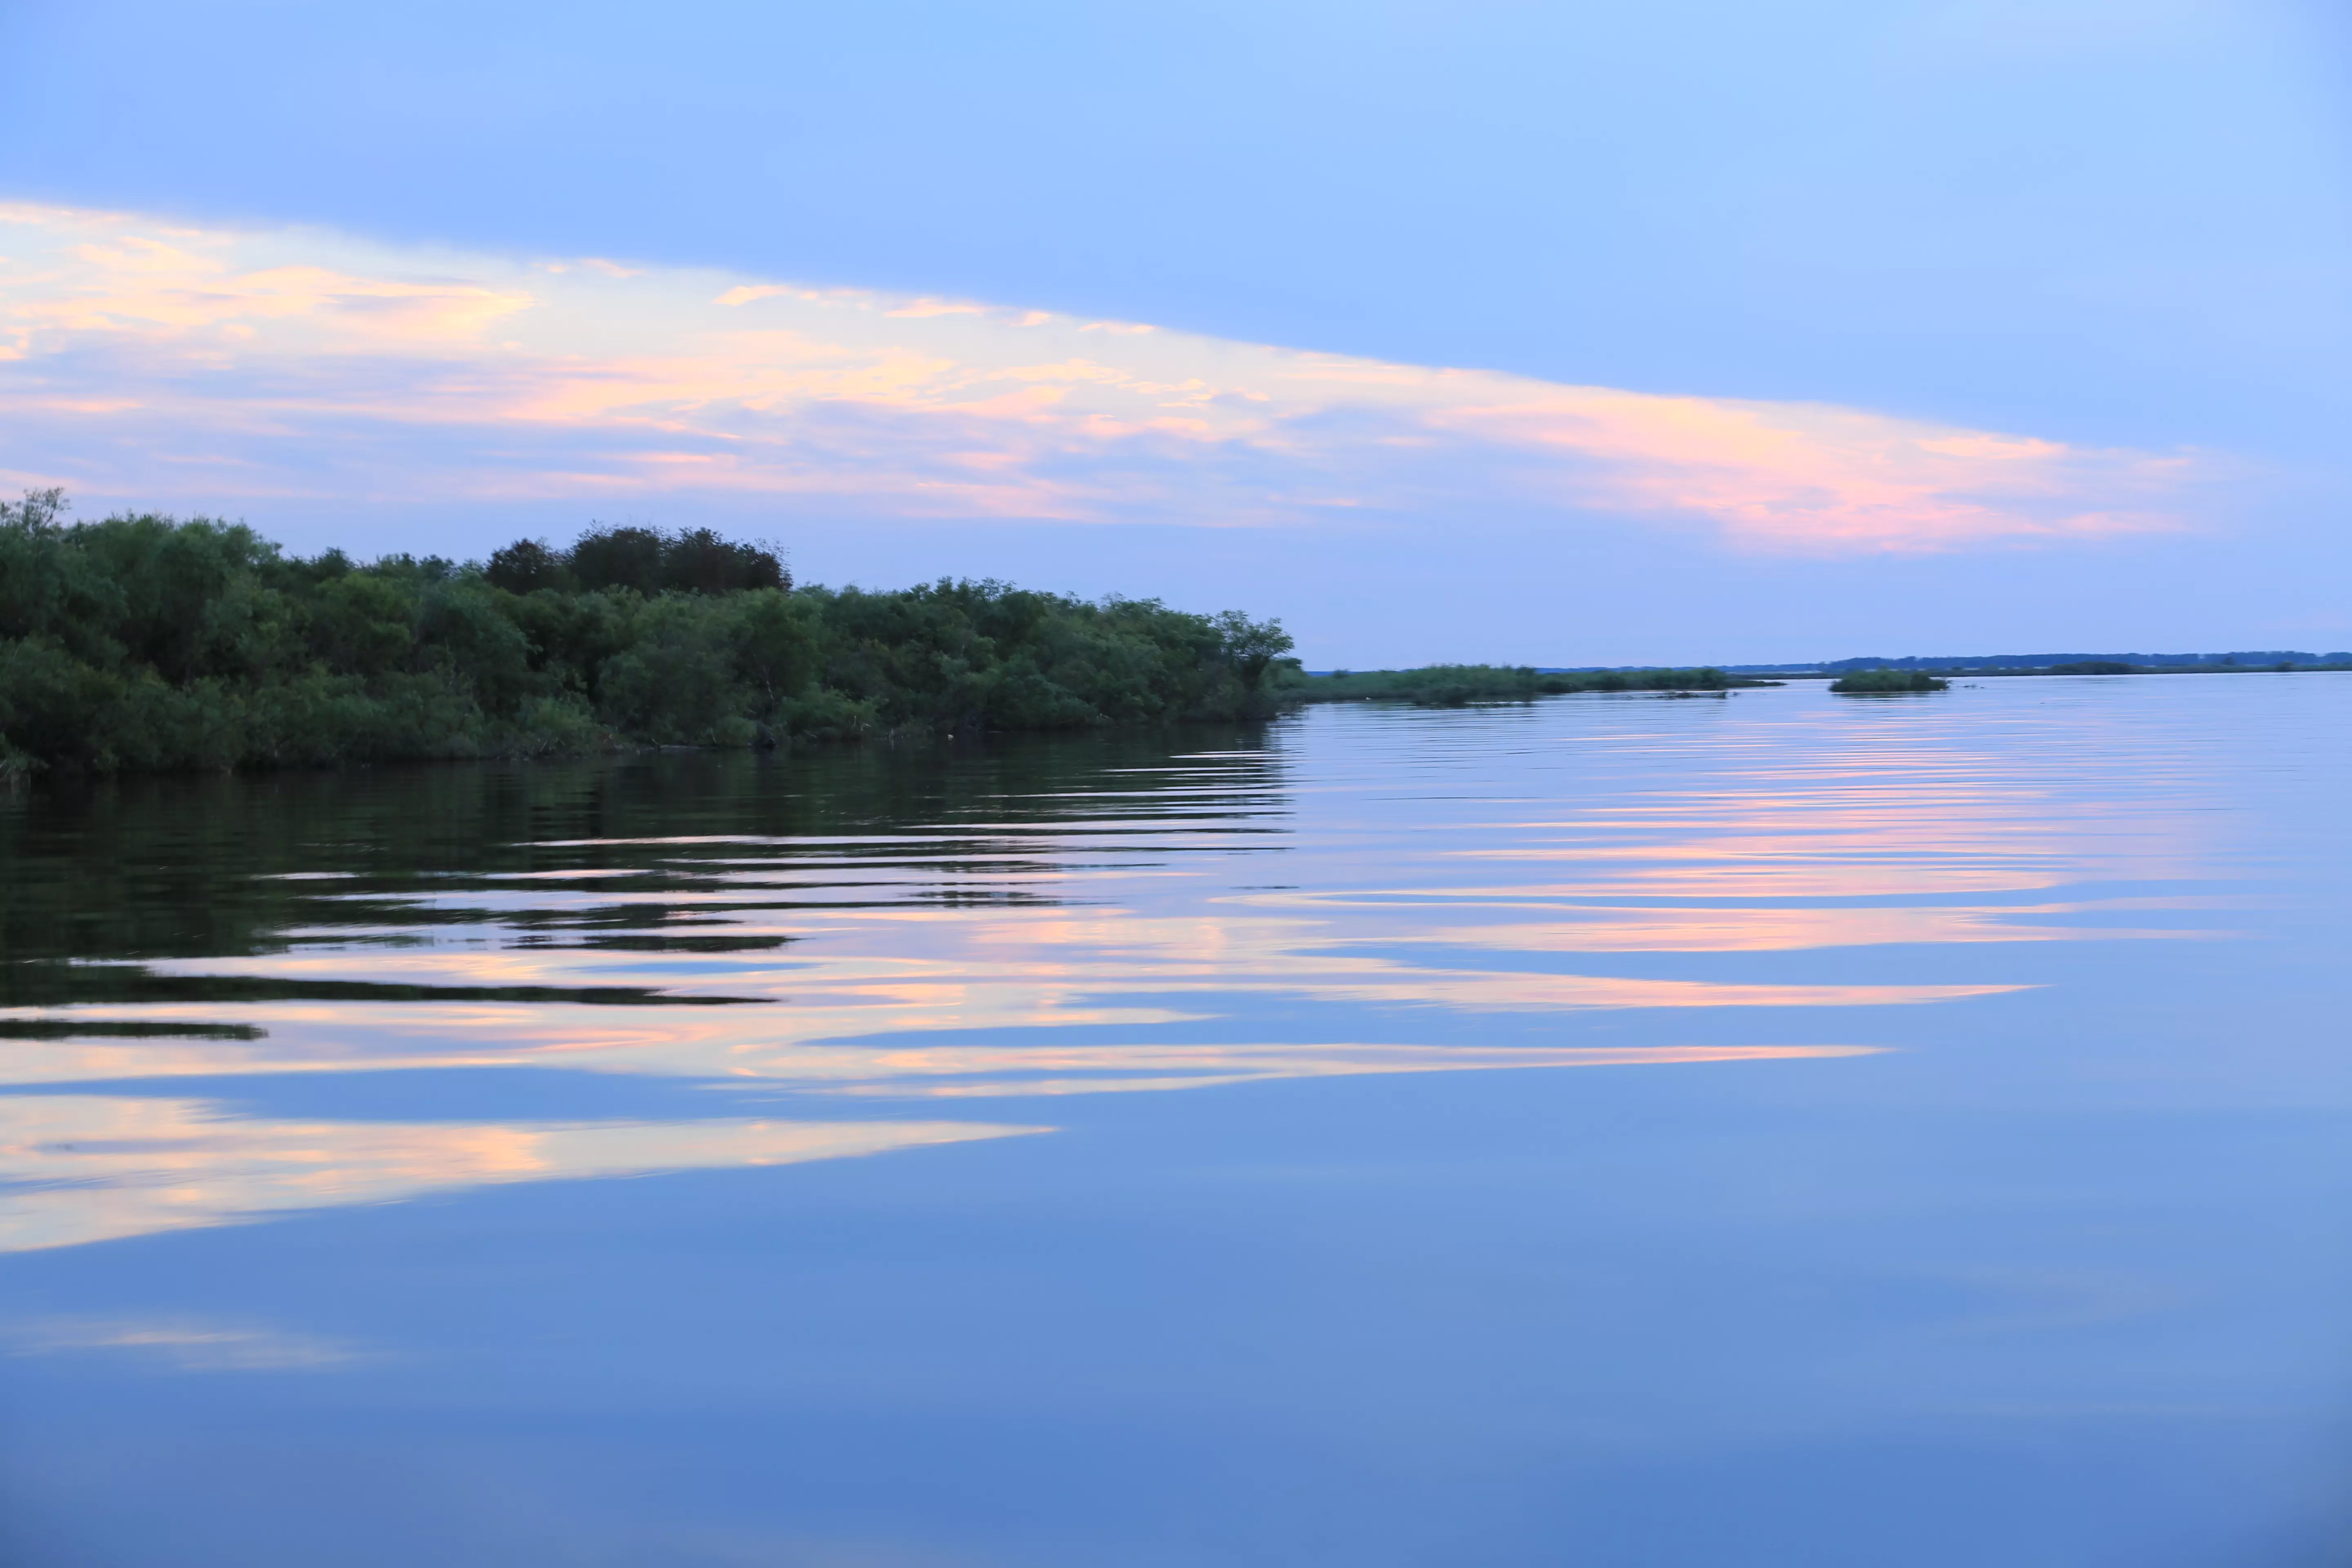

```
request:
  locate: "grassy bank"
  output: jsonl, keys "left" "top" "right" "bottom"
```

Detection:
{"left": 0, "top": 493, "right": 1296, "bottom": 775}
{"left": 1297, "top": 664, "right": 1760, "bottom": 706}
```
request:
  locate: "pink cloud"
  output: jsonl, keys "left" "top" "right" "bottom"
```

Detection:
{"left": 1427, "top": 391, "right": 2191, "bottom": 552}
{"left": 0, "top": 203, "right": 2204, "bottom": 551}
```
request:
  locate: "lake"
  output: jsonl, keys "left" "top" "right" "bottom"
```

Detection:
{"left": 2, "top": 675, "right": 2347, "bottom": 1566}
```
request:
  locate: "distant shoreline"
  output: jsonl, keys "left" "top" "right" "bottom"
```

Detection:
{"left": 1288, "top": 657, "right": 2352, "bottom": 709}
{"left": 1722, "top": 651, "right": 2352, "bottom": 677}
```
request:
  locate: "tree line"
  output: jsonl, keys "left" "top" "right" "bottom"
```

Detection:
{"left": 0, "top": 492, "right": 1297, "bottom": 775}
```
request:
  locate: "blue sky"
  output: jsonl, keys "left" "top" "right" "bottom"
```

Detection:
{"left": 1, "top": 0, "right": 2345, "bottom": 664}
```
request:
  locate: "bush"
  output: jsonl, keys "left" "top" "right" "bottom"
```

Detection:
{"left": 486, "top": 539, "right": 568, "bottom": 595}
{"left": 561, "top": 523, "right": 787, "bottom": 596}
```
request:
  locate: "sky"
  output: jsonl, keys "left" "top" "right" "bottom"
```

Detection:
{"left": 0, "top": 0, "right": 2345, "bottom": 666}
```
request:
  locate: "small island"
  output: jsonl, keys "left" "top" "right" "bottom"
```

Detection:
{"left": 1829, "top": 668, "right": 1950, "bottom": 694}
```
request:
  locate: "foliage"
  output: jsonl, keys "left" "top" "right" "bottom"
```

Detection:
{"left": 1298, "top": 664, "right": 1753, "bottom": 706}
{"left": 0, "top": 495, "right": 1297, "bottom": 773}
{"left": 1828, "top": 667, "right": 1949, "bottom": 693}
{"left": 492, "top": 523, "right": 788, "bottom": 597}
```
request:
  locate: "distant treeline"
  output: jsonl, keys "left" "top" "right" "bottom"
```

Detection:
{"left": 0, "top": 492, "right": 1296, "bottom": 775}
{"left": 1734, "top": 651, "right": 2352, "bottom": 675}
{"left": 1300, "top": 664, "right": 1762, "bottom": 705}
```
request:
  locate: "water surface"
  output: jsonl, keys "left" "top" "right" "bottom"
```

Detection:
{"left": 3, "top": 677, "right": 2348, "bottom": 1565}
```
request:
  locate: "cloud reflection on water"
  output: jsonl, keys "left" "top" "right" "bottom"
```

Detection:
{"left": 0, "top": 1094, "right": 1038, "bottom": 1252}
{"left": 0, "top": 697, "right": 2221, "bottom": 1251}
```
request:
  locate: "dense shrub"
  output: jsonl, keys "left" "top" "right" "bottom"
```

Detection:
{"left": 0, "top": 493, "right": 1296, "bottom": 774}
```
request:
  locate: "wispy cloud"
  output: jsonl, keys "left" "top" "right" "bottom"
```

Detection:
{"left": 0, "top": 202, "right": 2196, "bottom": 552}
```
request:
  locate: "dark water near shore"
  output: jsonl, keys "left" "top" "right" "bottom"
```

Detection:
{"left": 2, "top": 677, "right": 2348, "bottom": 1566}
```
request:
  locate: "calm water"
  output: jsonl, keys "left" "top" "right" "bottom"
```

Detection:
{"left": 1, "top": 677, "right": 2348, "bottom": 1566}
